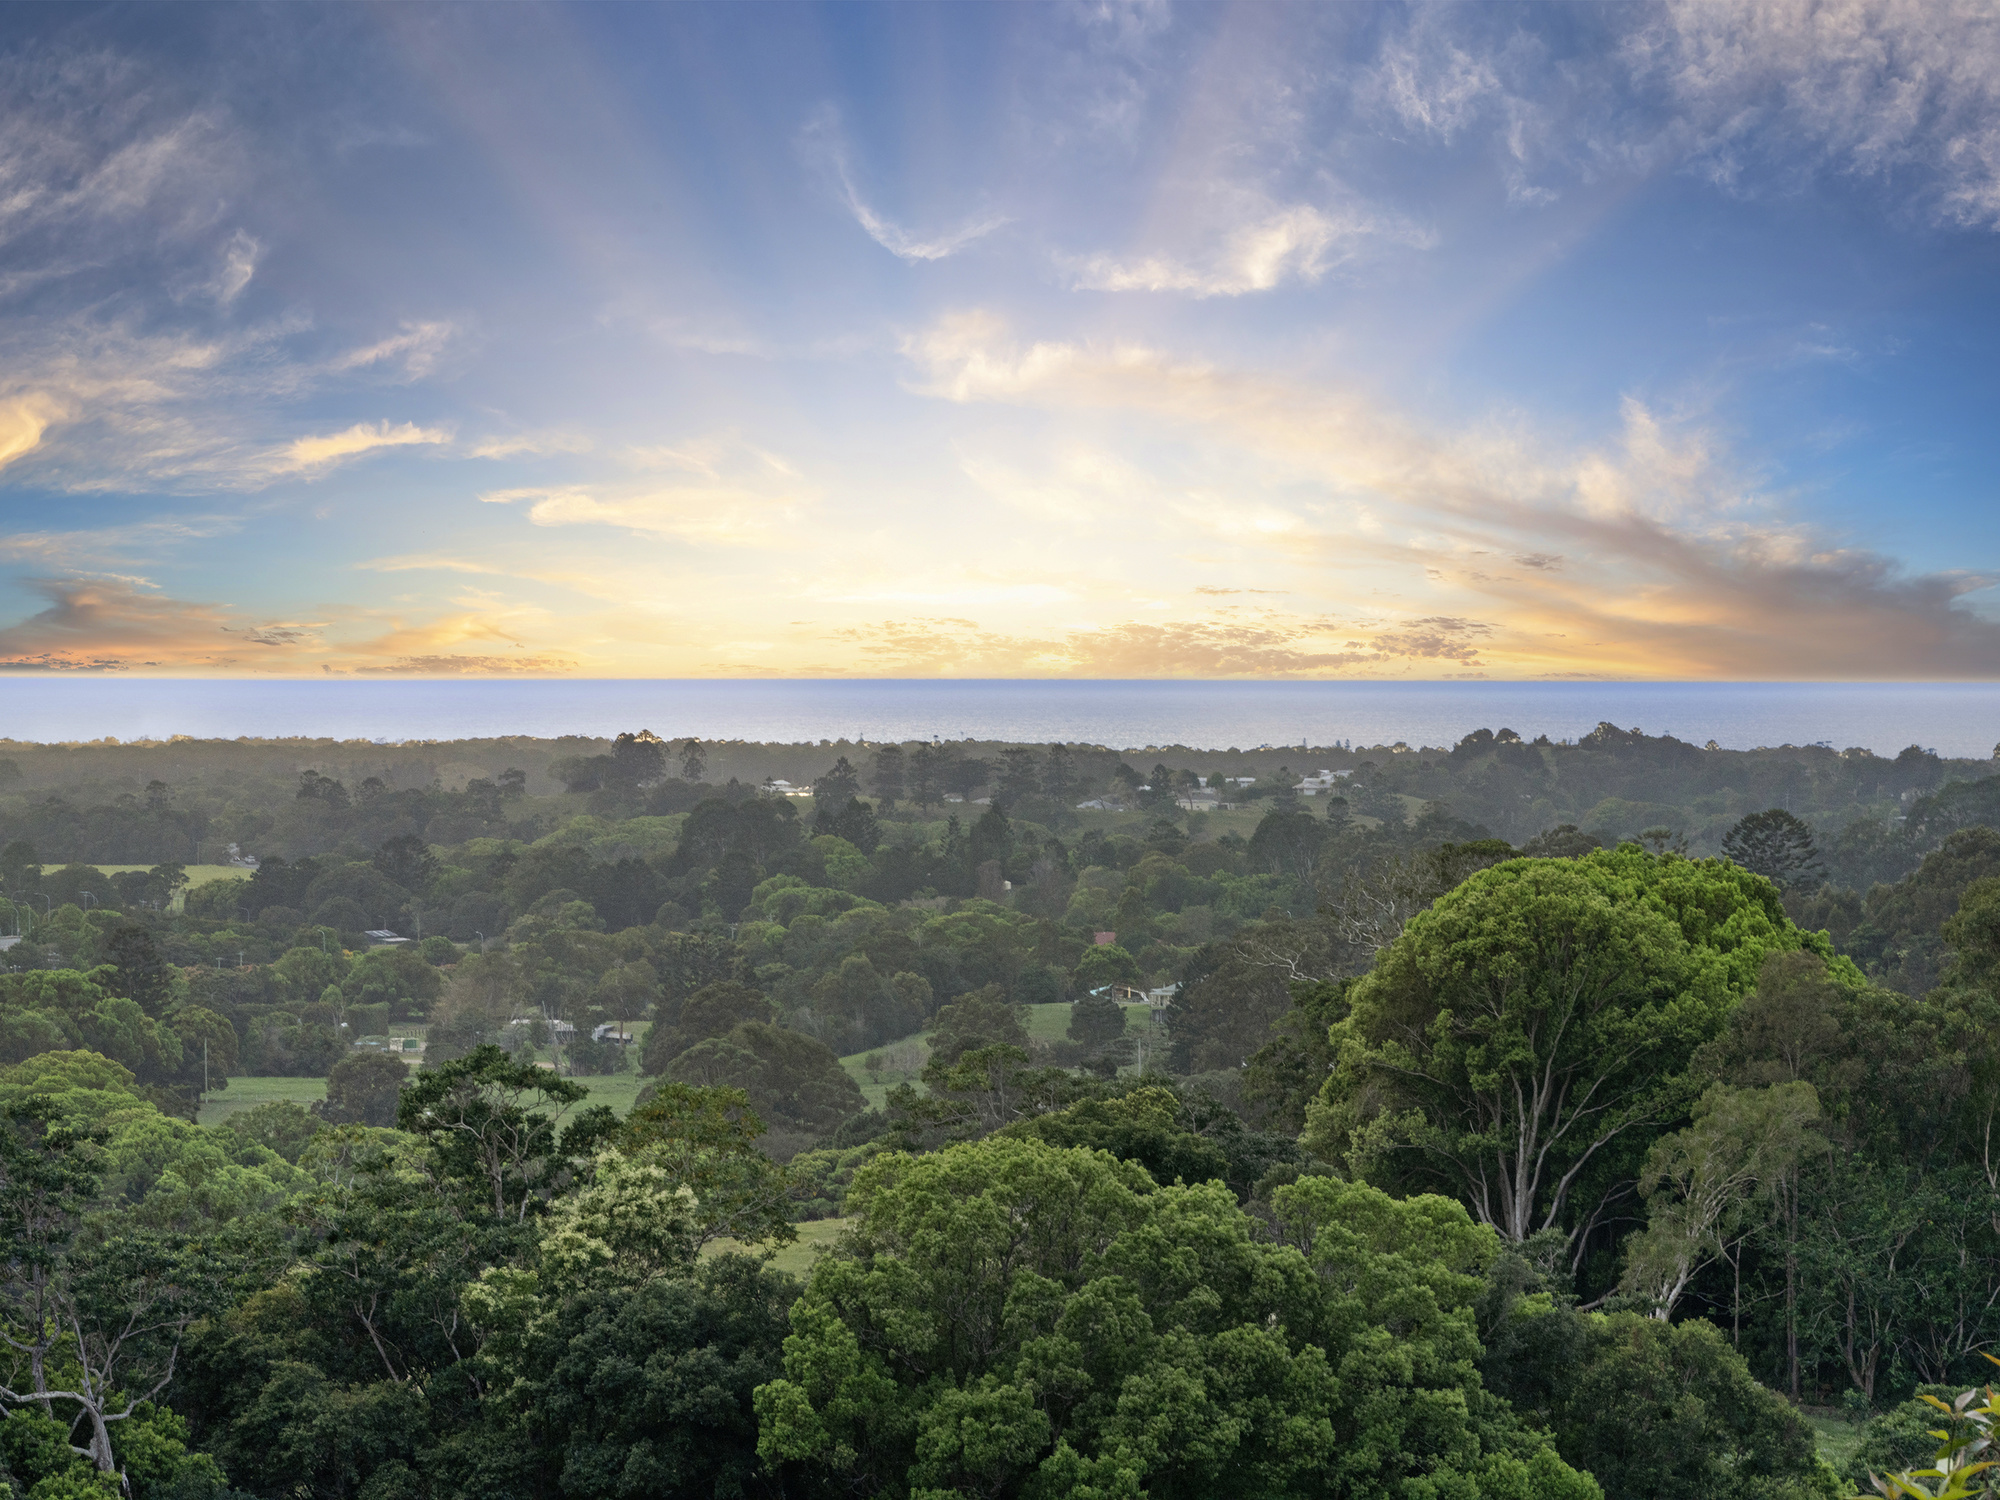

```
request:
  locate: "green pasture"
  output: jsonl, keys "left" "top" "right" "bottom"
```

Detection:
{"left": 705, "top": 1215, "right": 852, "bottom": 1278}
{"left": 92, "top": 863, "right": 246, "bottom": 885}
{"left": 1800, "top": 1409, "right": 1863, "bottom": 1475}
{"left": 838, "top": 1000, "right": 1164, "bottom": 1110}
{"left": 198, "top": 1075, "right": 328, "bottom": 1126}
{"left": 197, "top": 1066, "right": 647, "bottom": 1128}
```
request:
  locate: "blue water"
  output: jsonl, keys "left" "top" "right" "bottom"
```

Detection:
{"left": 3, "top": 679, "right": 1999, "bottom": 759}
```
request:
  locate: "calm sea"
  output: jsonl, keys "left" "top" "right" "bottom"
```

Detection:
{"left": 3, "top": 680, "right": 2000, "bottom": 759}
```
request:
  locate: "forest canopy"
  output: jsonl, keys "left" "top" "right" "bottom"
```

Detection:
{"left": 3, "top": 725, "right": 1999, "bottom": 1497}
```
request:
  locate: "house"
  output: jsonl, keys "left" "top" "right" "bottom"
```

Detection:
{"left": 506, "top": 1017, "right": 577, "bottom": 1037}
{"left": 1144, "top": 986, "right": 1177, "bottom": 1007}
{"left": 1293, "top": 769, "right": 1351, "bottom": 796}
{"left": 1088, "top": 984, "right": 1150, "bottom": 1003}
{"left": 763, "top": 778, "right": 813, "bottom": 798}
{"left": 591, "top": 1023, "right": 637, "bottom": 1045}
{"left": 364, "top": 929, "right": 411, "bottom": 946}
{"left": 1093, "top": 931, "right": 1117, "bottom": 946}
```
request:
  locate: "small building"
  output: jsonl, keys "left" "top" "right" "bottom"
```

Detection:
{"left": 1293, "top": 769, "right": 1351, "bottom": 796}
{"left": 1144, "top": 986, "right": 1177, "bottom": 1007}
{"left": 364, "top": 929, "right": 411, "bottom": 946}
{"left": 1093, "top": 931, "right": 1117, "bottom": 946}
{"left": 591, "top": 1023, "right": 637, "bottom": 1045}
{"left": 1088, "top": 984, "right": 1149, "bottom": 1003}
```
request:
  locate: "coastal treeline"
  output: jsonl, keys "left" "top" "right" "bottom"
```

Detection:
{"left": 5, "top": 726, "right": 2000, "bottom": 1495}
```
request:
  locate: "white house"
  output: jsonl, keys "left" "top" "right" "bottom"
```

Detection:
{"left": 1293, "top": 769, "right": 1352, "bottom": 796}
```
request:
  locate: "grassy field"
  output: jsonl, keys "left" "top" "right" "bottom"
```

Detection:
{"left": 1801, "top": 1409, "right": 1864, "bottom": 1475}
{"left": 196, "top": 1067, "right": 648, "bottom": 1127}
{"left": 92, "top": 864, "right": 246, "bottom": 886}
{"left": 198, "top": 1075, "right": 329, "bottom": 1126}
{"left": 838, "top": 1001, "right": 1167, "bottom": 1109}
{"left": 704, "top": 1216, "right": 852, "bottom": 1277}
{"left": 567, "top": 1071, "right": 649, "bottom": 1117}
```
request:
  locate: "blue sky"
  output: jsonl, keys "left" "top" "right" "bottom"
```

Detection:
{"left": 2, "top": 0, "right": 1998, "bottom": 679}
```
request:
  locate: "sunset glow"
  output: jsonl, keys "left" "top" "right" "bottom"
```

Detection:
{"left": 3, "top": 3, "right": 1999, "bottom": 679}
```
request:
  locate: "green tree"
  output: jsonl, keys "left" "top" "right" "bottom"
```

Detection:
{"left": 1243, "top": 978, "right": 1350, "bottom": 1133}
{"left": 644, "top": 979, "right": 774, "bottom": 1074}
{"left": 219, "top": 1099, "right": 323, "bottom": 1163}
{"left": 907, "top": 743, "right": 946, "bottom": 811}
{"left": 398, "top": 1044, "right": 591, "bottom": 1220}
{"left": 371, "top": 833, "right": 439, "bottom": 895}
{"left": 1042, "top": 743, "right": 1078, "bottom": 808}
{"left": 1546, "top": 1314, "right": 1832, "bottom": 1500}
{"left": 1071, "top": 944, "right": 1139, "bottom": 995}
{"left": 926, "top": 986, "right": 1029, "bottom": 1067}
{"left": 999, "top": 1087, "right": 1229, "bottom": 1190}
{"left": 812, "top": 756, "right": 862, "bottom": 806}
{"left": 0, "top": 838, "right": 41, "bottom": 894}
{"left": 1065, "top": 989, "right": 1126, "bottom": 1050}
{"left": 102, "top": 924, "right": 174, "bottom": 1019}
{"left": 664, "top": 1022, "right": 863, "bottom": 1146}
{"left": 1618, "top": 1082, "right": 1822, "bottom": 1326}
{"left": 622, "top": 1082, "right": 799, "bottom": 1251}
{"left": 521, "top": 1255, "right": 795, "bottom": 1500}
{"left": 1723, "top": 808, "right": 1825, "bottom": 892}
{"left": 755, "top": 1135, "right": 1598, "bottom": 1499}
{"left": 1309, "top": 848, "right": 1830, "bottom": 1249}
{"left": 317, "top": 1051, "right": 410, "bottom": 1128}
{"left": 869, "top": 744, "right": 905, "bottom": 808}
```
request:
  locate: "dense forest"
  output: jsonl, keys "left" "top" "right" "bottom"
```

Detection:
{"left": 5, "top": 723, "right": 2000, "bottom": 1498}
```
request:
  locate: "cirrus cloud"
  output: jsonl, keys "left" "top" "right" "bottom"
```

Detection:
{"left": 279, "top": 420, "right": 452, "bottom": 474}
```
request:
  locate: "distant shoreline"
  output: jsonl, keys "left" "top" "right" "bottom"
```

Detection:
{"left": 2, "top": 679, "right": 1999, "bottom": 759}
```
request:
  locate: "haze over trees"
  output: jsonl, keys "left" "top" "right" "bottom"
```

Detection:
{"left": 6, "top": 723, "right": 2000, "bottom": 1494}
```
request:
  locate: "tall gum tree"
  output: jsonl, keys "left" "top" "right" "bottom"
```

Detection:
{"left": 1306, "top": 846, "right": 1850, "bottom": 1259}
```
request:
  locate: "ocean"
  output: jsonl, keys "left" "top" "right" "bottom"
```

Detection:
{"left": 3, "top": 679, "right": 2000, "bottom": 759}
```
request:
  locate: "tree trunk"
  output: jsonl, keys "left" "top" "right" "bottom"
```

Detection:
{"left": 84, "top": 1403, "right": 121, "bottom": 1484}
{"left": 1784, "top": 1169, "right": 1800, "bottom": 1402}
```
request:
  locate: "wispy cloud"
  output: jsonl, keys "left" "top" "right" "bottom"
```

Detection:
{"left": 207, "top": 229, "right": 261, "bottom": 304}
{"left": 485, "top": 485, "right": 807, "bottom": 547}
{"left": 279, "top": 420, "right": 452, "bottom": 474}
{"left": 330, "top": 321, "right": 457, "bottom": 379}
{"left": 1072, "top": 201, "right": 1431, "bottom": 296}
{"left": 801, "top": 108, "right": 1007, "bottom": 262}
{"left": 346, "top": 654, "right": 577, "bottom": 675}
{"left": 468, "top": 430, "right": 592, "bottom": 459}
{"left": 1631, "top": 0, "right": 2000, "bottom": 227}
{"left": 0, "top": 395, "right": 63, "bottom": 472}
{"left": 0, "top": 577, "right": 238, "bottom": 672}
{"left": 826, "top": 612, "right": 1496, "bottom": 677}
{"left": 903, "top": 309, "right": 2000, "bottom": 678}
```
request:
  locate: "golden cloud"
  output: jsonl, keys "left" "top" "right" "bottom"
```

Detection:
{"left": 902, "top": 311, "right": 2000, "bottom": 680}
{"left": 279, "top": 420, "right": 452, "bottom": 473}
{"left": 0, "top": 395, "right": 64, "bottom": 472}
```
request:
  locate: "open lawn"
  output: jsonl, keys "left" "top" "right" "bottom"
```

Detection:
{"left": 1801, "top": 1409, "right": 1863, "bottom": 1476}
{"left": 840, "top": 1034, "right": 929, "bottom": 1112}
{"left": 198, "top": 1075, "right": 328, "bottom": 1126}
{"left": 704, "top": 1216, "right": 852, "bottom": 1278}
{"left": 197, "top": 1067, "right": 648, "bottom": 1128}
{"left": 567, "top": 1071, "right": 649, "bottom": 1117}
{"left": 839, "top": 1001, "right": 1167, "bottom": 1108}
{"left": 92, "top": 864, "right": 246, "bottom": 886}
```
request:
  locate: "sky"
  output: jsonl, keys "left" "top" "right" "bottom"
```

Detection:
{"left": 2, "top": 0, "right": 2000, "bottom": 681}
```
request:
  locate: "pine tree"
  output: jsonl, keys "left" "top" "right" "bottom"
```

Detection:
{"left": 1721, "top": 809, "right": 1822, "bottom": 890}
